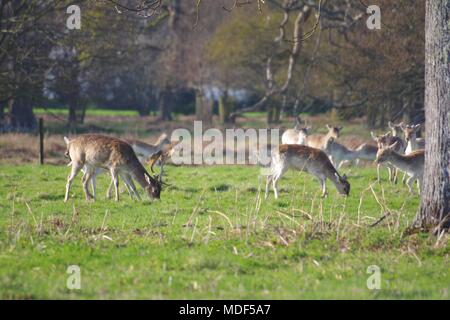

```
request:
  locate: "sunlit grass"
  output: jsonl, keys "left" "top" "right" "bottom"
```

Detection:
{"left": 0, "top": 164, "right": 448, "bottom": 299}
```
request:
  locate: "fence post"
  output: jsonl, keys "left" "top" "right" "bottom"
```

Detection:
{"left": 39, "top": 118, "right": 44, "bottom": 165}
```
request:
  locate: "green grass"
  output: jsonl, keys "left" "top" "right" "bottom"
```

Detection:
{"left": 0, "top": 164, "right": 448, "bottom": 299}
{"left": 34, "top": 108, "right": 139, "bottom": 117}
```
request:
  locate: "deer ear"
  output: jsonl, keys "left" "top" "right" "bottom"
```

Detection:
{"left": 371, "top": 131, "right": 377, "bottom": 141}
{"left": 326, "top": 124, "right": 331, "bottom": 130}
{"left": 388, "top": 121, "right": 393, "bottom": 129}
{"left": 414, "top": 124, "right": 421, "bottom": 130}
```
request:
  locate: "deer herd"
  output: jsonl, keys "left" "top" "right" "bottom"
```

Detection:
{"left": 62, "top": 117, "right": 425, "bottom": 203}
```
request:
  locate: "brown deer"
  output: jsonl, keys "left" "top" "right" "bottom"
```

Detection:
{"left": 281, "top": 116, "right": 310, "bottom": 145}
{"left": 265, "top": 144, "right": 350, "bottom": 199}
{"left": 371, "top": 131, "right": 406, "bottom": 183}
{"left": 375, "top": 142, "right": 424, "bottom": 194}
{"left": 306, "top": 124, "right": 343, "bottom": 150}
{"left": 64, "top": 135, "right": 161, "bottom": 202}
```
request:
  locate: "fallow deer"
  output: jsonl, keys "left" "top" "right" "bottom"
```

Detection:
{"left": 281, "top": 116, "right": 310, "bottom": 145}
{"left": 64, "top": 134, "right": 161, "bottom": 202}
{"left": 371, "top": 131, "right": 406, "bottom": 183}
{"left": 323, "top": 137, "right": 359, "bottom": 169}
{"left": 375, "top": 142, "right": 424, "bottom": 194}
{"left": 401, "top": 124, "right": 425, "bottom": 154}
{"left": 265, "top": 144, "right": 350, "bottom": 199}
{"left": 388, "top": 121, "right": 404, "bottom": 138}
{"left": 306, "top": 124, "right": 343, "bottom": 150}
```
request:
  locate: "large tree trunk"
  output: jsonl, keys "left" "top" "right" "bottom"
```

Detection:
{"left": 8, "top": 98, "right": 36, "bottom": 130}
{"left": 414, "top": 0, "right": 450, "bottom": 231}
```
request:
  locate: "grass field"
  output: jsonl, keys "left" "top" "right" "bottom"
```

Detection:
{"left": 0, "top": 163, "right": 448, "bottom": 299}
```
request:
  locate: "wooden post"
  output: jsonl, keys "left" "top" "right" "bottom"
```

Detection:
{"left": 39, "top": 118, "right": 44, "bottom": 165}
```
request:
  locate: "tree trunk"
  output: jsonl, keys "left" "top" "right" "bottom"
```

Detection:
{"left": 68, "top": 101, "right": 77, "bottom": 125}
{"left": 8, "top": 98, "right": 36, "bottom": 130}
{"left": 218, "top": 90, "right": 233, "bottom": 124}
{"left": 195, "top": 89, "right": 212, "bottom": 123}
{"left": 414, "top": 0, "right": 450, "bottom": 231}
{"left": 158, "top": 90, "right": 173, "bottom": 121}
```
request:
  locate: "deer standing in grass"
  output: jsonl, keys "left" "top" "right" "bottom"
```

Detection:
{"left": 64, "top": 135, "right": 161, "bottom": 202}
{"left": 265, "top": 144, "right": 350, "bottom": 199}
{"left": 375, "top": 142, "right": 424, "bottom": 194}
{"left": 371, "top": 131, "right": 406, "bottom": 183}
{"left": 306, "top": 124, "right": 343, "bottom": 149}
{"left": 400, "top": 124, "right": 425, "bottom": 184}
{"left": 281, "top": 116, "right": 310, "bottom": 145}
{"left": 323, "top": 137, "right": 360, "bottom": 169}
{"left": 76, "top": 133, "right": 172, "bottom": 200}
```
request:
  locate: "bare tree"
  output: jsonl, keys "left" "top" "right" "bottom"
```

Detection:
{"left": 414, "top": 0, "right": 450, "bottom": 233}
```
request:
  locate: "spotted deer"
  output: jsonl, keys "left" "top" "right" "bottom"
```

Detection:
{"left": 64, "top": 134, "right": 161, "bottom": 202}
{"left": 375, "top": 142, "right": 424, "bottom": 194}
{"left": 265, "top": 144, "right": 350, "bottom": 199}
{"left": 281, "top": 116, "right": 310, "bottom": 145}
{"left": 306, "top": 124, "right": 343, "bottom": 150}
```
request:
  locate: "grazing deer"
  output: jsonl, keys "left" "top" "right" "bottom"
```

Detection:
{"left": 323, "top": 137, "right": 359, "bottom": 169}
{"left": 81, "top": 134, "right": 174, "bottom": 199}
{"left": 371, "top": 132, "right": 406, "bottom": 183}
{"left": 375, "top": 142, "right": 424, "bottom": 194}
{"left": 306, "top": 124, "right": 343, "bottom": 149}
{"left": 64, "top": 135, "right": 161, "bottom": 202}
{"left": 265, "top": 144, "right": 350, "bottom": 199}
{"left": 281, "top": 116, "right": 310, "bottom": 145}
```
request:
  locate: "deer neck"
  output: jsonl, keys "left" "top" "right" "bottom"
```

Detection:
{"left": 127, "top": 159, "right": 150, "bottom": 189}
{"left": 407, "top": 137, "right": 418, "bottom": 151}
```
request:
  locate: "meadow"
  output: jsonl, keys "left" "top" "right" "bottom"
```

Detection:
{"left": 0, "top": 163, "right": 448, "bottom": 299}
{"left": 0, "top": 112, "right": 448, "bottom": 299}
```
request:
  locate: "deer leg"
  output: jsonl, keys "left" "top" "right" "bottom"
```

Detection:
{"left": 65, "top": 162, "right": 83, "bottom": 202}
{"left": 82, "top": 167, "right": 95, "bottom": 201}
{"left": 406, "top": 175, "right": 415, "bottom": 194}
{"left": 106, "top": 178, "right": 114, "bottom": 199}
{"left": 265, "top": 175, "right": 273, "bottom": 199}
{"left": 90, "top": 170, "right": 97, "bottom": 200}
{"left": 110, "top": 169, "right": 120, "bottom": 202}
{"left": 320, "top": 177, "right": 328, "bottom": 198}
